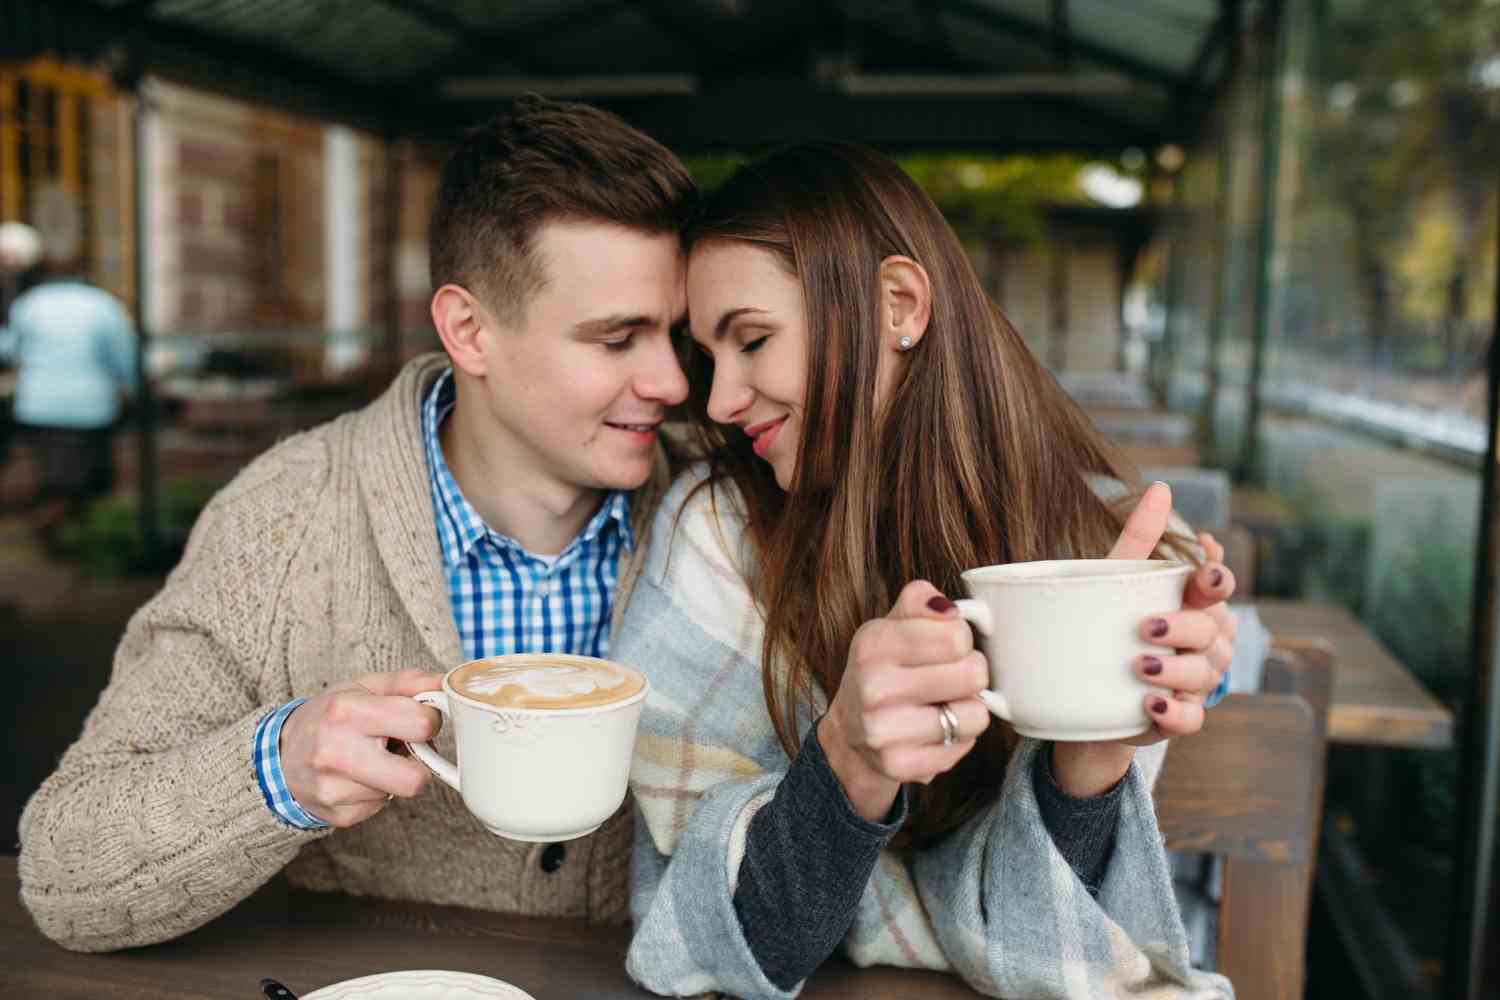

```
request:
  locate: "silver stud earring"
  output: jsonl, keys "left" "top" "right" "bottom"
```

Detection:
{"left": 898, "top": 335, "right": 913, "bottom": 351}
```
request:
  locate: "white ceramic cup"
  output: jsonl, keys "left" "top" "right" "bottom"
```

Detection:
{"left": 407, "top": 655, "right": 649, "bottom": 842}
{"left": 953, "top": 559, "right": 1191, "bottom": 741}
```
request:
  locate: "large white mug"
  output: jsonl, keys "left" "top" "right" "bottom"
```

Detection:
{"left": 954, "top": 559, "right": 1191, "bottom": 741}
{"left": 407, "top": 654, "right": 649, "bottom": 842}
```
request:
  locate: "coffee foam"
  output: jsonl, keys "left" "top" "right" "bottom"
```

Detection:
{"left": 451, "top": 656, "right": 645, "bottom": 710}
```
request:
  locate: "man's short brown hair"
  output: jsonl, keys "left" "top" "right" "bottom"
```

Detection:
{"left": 428, "top": 95, "right": 696, "bottom": 323}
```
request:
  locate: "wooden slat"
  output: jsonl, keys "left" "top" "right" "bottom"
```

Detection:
{"left": 1256, "top": 598, "right": 1454, "bottom": 749}
{"left": 1156, "top": 692, "right": 1317, "bottom": 864}
{"left": 0, "top": 71, "right": 18, "bottom": 220}
{"left": 1218, "top": 857, "right": 1313, "bottom": 1000}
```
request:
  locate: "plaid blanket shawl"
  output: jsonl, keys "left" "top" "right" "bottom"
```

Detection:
{"left": 617, "top": 467, "right": 1234, "bottom": 1000}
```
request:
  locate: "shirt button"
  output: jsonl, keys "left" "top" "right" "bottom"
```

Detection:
{"left": 540, "top": 843, "right": 566, "bottom": 873}
{"left": 537, "top": 581, "right": 552, "bottom": 597}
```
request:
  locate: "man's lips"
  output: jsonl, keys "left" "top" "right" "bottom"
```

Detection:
{"left": 745, "top": 416, "right": 788, "bottom": 458}
{"left": 604, "top": 420, "right": 662, "bottom": 433}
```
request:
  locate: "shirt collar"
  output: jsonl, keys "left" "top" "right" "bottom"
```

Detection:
{"left": 421, "top": 369, "right": 634, "bottom": 568}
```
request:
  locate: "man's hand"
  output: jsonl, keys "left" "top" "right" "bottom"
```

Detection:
{"left": 279, "top": 669, "right": 444, "bottom": 827}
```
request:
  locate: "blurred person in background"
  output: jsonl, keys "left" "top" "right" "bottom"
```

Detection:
{"left": 0, "top": 237, "right": 137, "bottom": 539}
{"left": 0, "top": 222, "right": 44, "bottom": 487}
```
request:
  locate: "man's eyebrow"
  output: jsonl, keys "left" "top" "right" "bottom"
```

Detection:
{"left": 571, "top": 313, "right": 659, "bottom": 336}
{"left": 713, "top": 307, "right": 770, "bottom": 341}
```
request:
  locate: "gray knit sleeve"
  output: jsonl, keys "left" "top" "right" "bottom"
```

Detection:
{"left": 731, "top": 721, "right": 907, "bottom": 989}
{"left": 1032, "top": 743, "right": 1125, "bottom": 896}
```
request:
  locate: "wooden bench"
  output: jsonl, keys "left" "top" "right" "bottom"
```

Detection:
{"left": 1155, "top": 644, "right": 1333, "bottom": 1000}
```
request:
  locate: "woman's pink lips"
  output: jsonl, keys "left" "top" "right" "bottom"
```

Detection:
{"left": 749, "top": 416, "right": 787, "bottom": 458}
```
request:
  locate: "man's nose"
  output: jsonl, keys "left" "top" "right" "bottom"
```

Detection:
{"left": 636, "top": 336, "right": 689, "bottom": 406}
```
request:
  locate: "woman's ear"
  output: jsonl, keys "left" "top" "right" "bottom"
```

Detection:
{"left": 878, "top": 255, "right": 932, "bottom": 351}
{"left": 430, "top": 283, "right": 493, "bottom": 377}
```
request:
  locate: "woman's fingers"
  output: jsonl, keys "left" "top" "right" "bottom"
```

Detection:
{"left": 1183, "top": 561, "right": 1235, "bottom": 608}
{"left": 881, "top": 739, "right": 980, "bottom": 784}
{"left": 1143, "top": 692, "right": 1206, "bottom": 737}
{"left": 1135, "top": 651, "right": 1221, "bottom": 697}
{"left": 852, "top": 651, "right": 989, "bottom": 709}
{"left": 1198, "top": 531, "right": 1225, "bottom": 565}
{"left": 862, "top": 697, "right": 991, "bottom": 751}
{"left": 1141, "top": 607, "right": 1221, "bottom": 652}
{"left": 853, "top": 617, "right": 974, "bottom": 672}
{"left": 1107, "top": 482, "right": 1173, "bottom": 560}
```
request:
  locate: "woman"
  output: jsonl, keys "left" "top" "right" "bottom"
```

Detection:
{"left": 618, "top": 142, "right": 1236, "bottom": 999}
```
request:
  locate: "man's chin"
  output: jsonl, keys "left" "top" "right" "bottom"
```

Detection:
{"left": 590, "top": 456, "right": 655, "bottom": 492}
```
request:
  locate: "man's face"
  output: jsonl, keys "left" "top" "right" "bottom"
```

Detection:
{"left": 476, "top": 220, "right": 688, "bottom": 493}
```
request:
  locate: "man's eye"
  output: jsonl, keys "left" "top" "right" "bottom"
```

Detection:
{"left": 741, "top": 336, "right": 768, "bottom": 354}
{"left": 603, "top": 334, "right": 634, "bottom": 352}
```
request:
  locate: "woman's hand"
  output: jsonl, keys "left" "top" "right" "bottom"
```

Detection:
{"left": 1051, "top": 482, "right": 1238, "bottom": 796}
{"left": 818, "top": 581, "right": 992, "bottom": 823}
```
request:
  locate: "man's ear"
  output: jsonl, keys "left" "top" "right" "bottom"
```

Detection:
{"left": 431, "top": 284, "right": 493, "bottom": 377}
{"left": 878, "top": 255, "right": 932, "bottom": 351}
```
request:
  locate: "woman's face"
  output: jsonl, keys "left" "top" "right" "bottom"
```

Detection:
{"left": 687, "top": 241, "right": 810, "bottom": 490}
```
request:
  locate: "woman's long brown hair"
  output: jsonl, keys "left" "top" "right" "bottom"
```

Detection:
{"left": 680, "top": 142, "right": 1189, "bottom": 848}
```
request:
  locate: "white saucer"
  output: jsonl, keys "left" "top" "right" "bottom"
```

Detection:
{"left": 303, "top": 970, "right": 537, "bottom": 999}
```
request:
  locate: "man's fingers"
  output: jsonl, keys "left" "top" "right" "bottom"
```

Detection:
{"left": 368, "top": 699, "right": 443, "bottom": 742}
{"left": 1107, "top": 482, "right": 1173, "bottom": 560}
{"left": 356, "top": 668, "right": 445, "bottom": 698}
{"left": 334, "top": 743, "right": 434, "bottom": 800}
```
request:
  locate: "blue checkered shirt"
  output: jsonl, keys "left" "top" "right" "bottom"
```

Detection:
{"left": 252, "top": 368, "right": 633, "bottom": 828}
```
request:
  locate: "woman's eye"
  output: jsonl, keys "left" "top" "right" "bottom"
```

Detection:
{"left": 741, "top": 335, "right": 768, "bottom": 355}
{"left": 603, "top": 334, "right": 634, "bottom": 352}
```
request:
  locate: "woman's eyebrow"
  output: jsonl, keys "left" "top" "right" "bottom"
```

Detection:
{"left": 712, "top": 307, "right": 770, "bottom": 341}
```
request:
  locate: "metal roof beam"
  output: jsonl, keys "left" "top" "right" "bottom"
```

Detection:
{"left": 398, "top": 0, "right": 629, "bottom": 85}
{"left": 585, "top": 80, "right": 1171, "bottom": 153}
{"left": 1184, "top": 0, "right": 1238, "bottom": 92}
{"left": 1051, "top": 0, "right": 1074, "bottom": 71}
{"left": 24, "top": 0, "right": 406, "bottom": 133}
{"left": 944, "top": 0, "right": 1197, "bottom": 94}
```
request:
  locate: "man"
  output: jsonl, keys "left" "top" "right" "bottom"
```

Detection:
{"left": 18, "top": 96, "right": 695, "bottom": 952}
{"left": 0, "top": 249, "right": 137, "bottom": 535}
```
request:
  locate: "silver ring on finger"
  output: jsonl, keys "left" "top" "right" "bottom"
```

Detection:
{"left": 936, "top": 702, "right": 959, "bottom": 747}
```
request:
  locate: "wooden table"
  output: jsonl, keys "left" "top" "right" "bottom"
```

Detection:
{"left": 1254, "top": 598, "right": 1453, "bottom": 750}
{"left": 0, "top": 857, "right": 977, "bottom": 999}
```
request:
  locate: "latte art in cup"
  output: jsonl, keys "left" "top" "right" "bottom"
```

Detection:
{"left": 450, "top": 655, "right": 646, "bottom": 710}
{"left": 409, "top": 653, "right": 650, "bottom": 841}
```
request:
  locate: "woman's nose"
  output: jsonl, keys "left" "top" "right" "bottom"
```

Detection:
{"left": 705, "top": 368, "right": 752, "bottom": 425}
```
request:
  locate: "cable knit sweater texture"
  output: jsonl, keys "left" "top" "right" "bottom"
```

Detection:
{"left": 17, "top": 353, "right": 671, "bottom": 952}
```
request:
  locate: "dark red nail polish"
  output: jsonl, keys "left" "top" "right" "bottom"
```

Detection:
{"left": 1142, "top": 656, "right": 1162, "bottom": 676}
{"left": 1151, "top": 698, "right": 1169, "bottom": 715}
{"left": 927, "top": 596, "right": 956, "bottom": 614}
{"left": 1210, "top": 568, "right": 1224, "bottom": 587}
{"left": 1149, "top": 618, "right": 1169, "bottom": 638}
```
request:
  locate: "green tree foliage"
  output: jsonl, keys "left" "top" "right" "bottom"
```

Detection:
{"left": 1302, "top": 0, "right": 1500, "bottom": 368}
{"left": 683, "top": 152, "right": 1093, "bottom": 246}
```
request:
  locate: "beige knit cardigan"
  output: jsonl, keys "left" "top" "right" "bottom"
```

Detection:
{"left": 18, "top": 353, "right": 672, "bottom": 953}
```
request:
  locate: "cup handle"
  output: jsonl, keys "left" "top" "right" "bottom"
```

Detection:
{"left": 953, "top": 599, "right": 1012, "bottom": 722}
{"left": 407, "top": 691, "right": 460, "bottom": 792}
